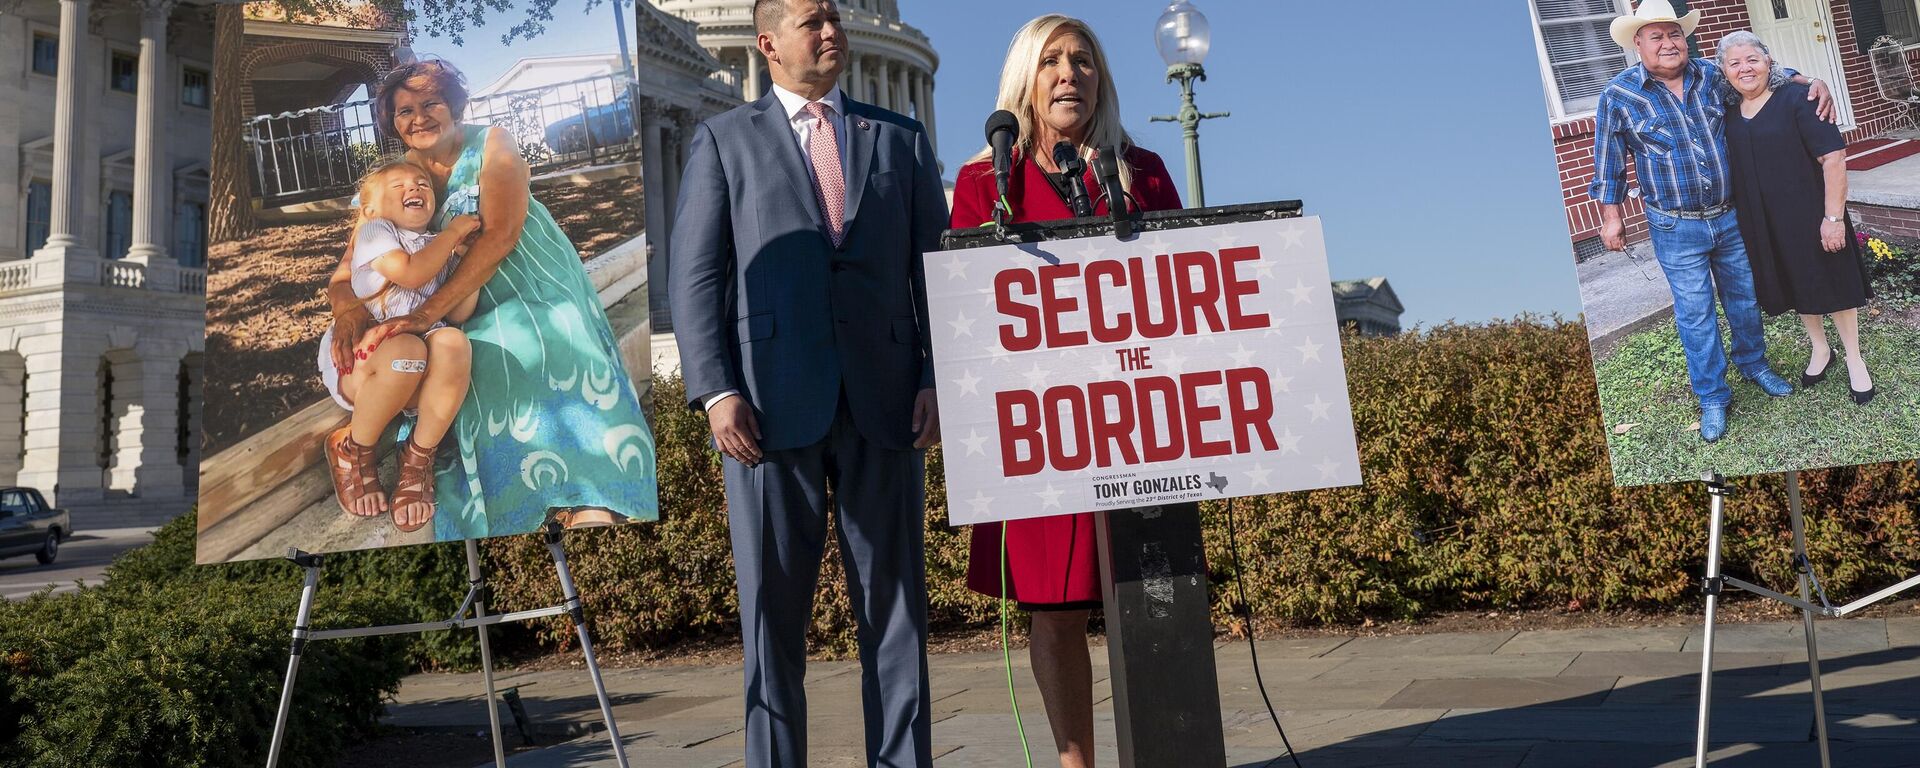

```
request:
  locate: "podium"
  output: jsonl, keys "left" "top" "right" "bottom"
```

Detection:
{"left": 942, "top": 199, "right": 1305, "bottom": 768}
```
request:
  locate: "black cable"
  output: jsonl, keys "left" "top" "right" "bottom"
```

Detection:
{"left": 1223, "top": 496, "right": 1306, "bottom": 768}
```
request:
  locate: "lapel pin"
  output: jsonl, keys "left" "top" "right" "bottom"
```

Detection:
{"left": 857, "top": 119, "right": 870, "bottom": 131}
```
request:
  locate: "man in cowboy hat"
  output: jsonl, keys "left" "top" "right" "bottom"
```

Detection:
{"left": 1591, "top": 0, "right": 1834, "bottom": 443}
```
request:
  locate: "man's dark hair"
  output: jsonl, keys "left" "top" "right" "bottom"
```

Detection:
{"left": 753, "top": 0, "right": 788, "bottom": 34}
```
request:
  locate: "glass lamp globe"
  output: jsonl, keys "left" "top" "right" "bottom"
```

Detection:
{"left": 1155, "top": 1, "right": 1211, "bottom": 68}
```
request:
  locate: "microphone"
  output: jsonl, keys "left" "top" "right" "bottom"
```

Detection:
{"left": 1053, "top": 141, "right": 1093, "bottom": 218}
{"left": 985, "top": 110, "right": 1018, "bottom": 216}
{"left": 1092, "top": 145, "right": 1132, "bottom": 239}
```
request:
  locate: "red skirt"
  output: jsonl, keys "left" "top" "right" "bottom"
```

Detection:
{"left": 965, "top": 512, "right": 1102, "bottom": 606}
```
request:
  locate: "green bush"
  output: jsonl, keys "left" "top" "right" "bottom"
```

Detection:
{"left": 0, "top": 573, "right": 407, "bottom": 766}
{"left": 485, "top": 320, "right": 1920, "bottom": 655}
{"left": 117, "top": 512, "right": 479, "bottom": 672}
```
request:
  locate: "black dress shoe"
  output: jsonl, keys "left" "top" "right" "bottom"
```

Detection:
{"left": 1852, "top": 386, "right": 1877, "bottom": 405}
{"left": 1802, "top": 354, "right": 1834, "bottom": 387}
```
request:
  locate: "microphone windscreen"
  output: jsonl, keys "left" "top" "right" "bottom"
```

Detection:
{"left": 985, "top": 110, "right": 1019, "bottom": 142}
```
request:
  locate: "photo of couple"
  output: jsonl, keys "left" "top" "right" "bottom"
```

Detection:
{"left": 1561, "top": 0, "right": 1920, "bottom": 486}
{"left": 196, "top": 20, "right": 659, "bottom": 563}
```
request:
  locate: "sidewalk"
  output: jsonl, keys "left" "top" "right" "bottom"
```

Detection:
{"left": 383, "top": 615, "right": 1920, "bottom": 767}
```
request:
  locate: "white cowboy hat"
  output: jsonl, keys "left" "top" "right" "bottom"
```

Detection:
{"left": 1610, "top": 0, "right": 1701, "bottom": 49}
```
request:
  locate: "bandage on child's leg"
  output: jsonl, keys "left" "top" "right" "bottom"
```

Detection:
{"left": 390, "top": 358, "right": 427, "bottom": 373}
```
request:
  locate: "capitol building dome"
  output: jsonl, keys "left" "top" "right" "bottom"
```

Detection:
{"left": 647, "top": 0, "right": 940, "bottom": 149}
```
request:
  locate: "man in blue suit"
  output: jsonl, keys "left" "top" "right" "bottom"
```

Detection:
{"left": 667, "top": 0, "right": 946, "bottom": 764}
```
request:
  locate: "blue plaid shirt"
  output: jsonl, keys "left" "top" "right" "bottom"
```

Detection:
{"left": 1590, "top": 58, "right": 1743, "bottom": 213}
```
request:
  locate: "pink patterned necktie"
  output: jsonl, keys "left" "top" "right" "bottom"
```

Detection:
{"left": 803, "top": 101, "right": 847, "bottom": 247}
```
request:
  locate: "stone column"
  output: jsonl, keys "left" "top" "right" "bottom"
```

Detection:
{"left": 110, "top": 344, "right": 185, "bottom": 498}
{"left": 745, "top": 49, "right": 762, "bottom": 102}
{"left": 921, "top": 72, "right": 937, "bottom": 152}
{"left": 181, "top": 353, "right": 202, "bottom": 490}
{"left": 850, "top": 54, "right": 866, "bottom": 103}
{"left": 642, "top": 100, "right": 671, "bottom": 330}
{"left": 127, "top": 0, "right": 179, "bottom": 286}
{"left": 0, "top": 356, "right": 25, "bottom": 486}
{"left": 660, "top": 112, "right": 686, "bottom": 259}
{"left": 18, "top": 338, "right": 106, "bottom": 505}
{"left": 35, "top": 0, "right": 95, "bottom": 260}
{"left": 894, "top": 65, "right": 910, "bottom": 115}
{"left": 875, "top": 59, "right": 892, "bottom": 112}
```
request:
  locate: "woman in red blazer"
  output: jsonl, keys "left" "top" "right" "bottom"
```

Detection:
{"left": 949, "top": 14, "right": 1182, "bottom": 768}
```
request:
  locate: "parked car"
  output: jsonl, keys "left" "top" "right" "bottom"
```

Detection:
{"left": 0, "top": 487, "right": 70, "bottom": 565}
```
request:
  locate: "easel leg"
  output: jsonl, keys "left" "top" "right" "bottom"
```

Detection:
{"left": 1696, "top": 474, "right": 1729, "bottom": 768}
{"left": 466, "top": 538, "right": 508, "bottom": 768}
{"left": 266, "top": 553, "right": 323, "bottom": 768}
{"left": 1785, "top": 472, "right": 1832, "bottom": 768}
{"left": 545, "top": 523, "right": 630, "bottom": 768}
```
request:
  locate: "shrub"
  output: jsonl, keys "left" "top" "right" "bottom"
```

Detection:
{"left": 0, "top": 575, "right": 407, "bottom": 766}
{"left": 486, "top": 320, "right": 1920, "bottom": 656}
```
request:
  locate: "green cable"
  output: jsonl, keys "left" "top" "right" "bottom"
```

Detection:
{"left": 1001, "top": 522, "right": 1036, "bottom": 767}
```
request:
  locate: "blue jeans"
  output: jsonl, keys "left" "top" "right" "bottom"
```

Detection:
{"left": 1646, "top": 207, "right": 1770, "bottom": 408}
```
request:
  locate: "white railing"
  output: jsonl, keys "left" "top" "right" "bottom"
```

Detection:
{"left": 177, "top": 268, "right": 206, "bottom": 294}
{"left": 0, "top": 262, "right": 33, "bottom": 294}
{"left": 103, "top": 261, "right": 145, "bottom": 289}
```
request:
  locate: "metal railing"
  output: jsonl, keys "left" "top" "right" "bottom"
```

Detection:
{"left": 245, "top": 73, "right": 643, "bottom": 206}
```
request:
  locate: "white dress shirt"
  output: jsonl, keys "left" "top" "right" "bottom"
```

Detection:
{"left": 702, "top": 84, "right": 855, "bottom": 413}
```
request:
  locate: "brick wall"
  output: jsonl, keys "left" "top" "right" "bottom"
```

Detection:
{"left": 1551, "top": 1, "right": 1920, "bottom": 255}
{"left": 1857, "top": 202, "right": 1920, "bottom": 239}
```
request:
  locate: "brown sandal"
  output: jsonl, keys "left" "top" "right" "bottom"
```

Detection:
{"left": 325, "top": 425, "right": 383, "bottom": 518}
{"left": 391, "top": 439, "right": 438, "bottom": 533}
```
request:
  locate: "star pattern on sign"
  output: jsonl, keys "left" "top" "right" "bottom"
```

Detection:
{"left": 990, "top": 344, "right": 1013, "bottom": 365}
{"left": 967, "top": 491, "right": 995, "bottom": 518}
{"left": 1251, "top": 255, "right": 1277, "bottom": 280}
{"left": 953, "top": 368, "right": 982, "bottom": 397}
{"left": 1160, "top": 349, "right": 1189, "bottom": 374}
{"left": 1315, "top": 457, "right": 1343, "bottom": 481}
{"left": 1246, "top": 463, "right": 1273, "bottom": 488}
{"left": 1090, "top": 350, "right": 1121, "bottom": 379}
{"left": 1228, "top": 344, "right": 1256, "bottom": 367}
{"left": 1294, "top": 335, "right": 1322, "bottom": 363}
{"left": 1287, "top": 278, "right": 1316, "bottom": 305}
{"left": 1279, "top": 225, "right": 1308, "bottom": 250}
{"left": 1022, "top": 361, "right": 1052, "bottom": 389}
{"left": 942, "top": 251, "right": 970, "bottom": 280}
{"left": 1305, "top": 394, "right": 1332, "bottom": 422}
{"left": 1036, "top": 483, "right": 1065, "bottom": 509}
{"left": 948, "top": 311, "right": 977, "bottom": 339}
{"left": 959, "top": 429, "right": 989, "bottom": 456}
{"left": 1271, "top": 369, "right": 1294, "bottom": 392}
{"left": 1211, "top": 233, "right": 1242, "bottom": 249}
{"left": 1278, "top": 426, "right": 1302, "bottom": 455}
{"left": 1198, "top": 385, "right": 1223, "bottom": 404}
{"left": 1073, "top": 241, "right": 1106, "bottom": 263}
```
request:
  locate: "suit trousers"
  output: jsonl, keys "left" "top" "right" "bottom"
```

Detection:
{"left": 723, "top": 398, "right": 932, "bottom": 768}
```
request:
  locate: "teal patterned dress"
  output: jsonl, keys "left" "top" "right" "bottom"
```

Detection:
{"left": 424, "top": 124, "right": 658, "bottom": 539}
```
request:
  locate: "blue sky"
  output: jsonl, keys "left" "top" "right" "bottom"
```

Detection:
{"left": 422, "top": 1, "right": 1585, "bottom": 328}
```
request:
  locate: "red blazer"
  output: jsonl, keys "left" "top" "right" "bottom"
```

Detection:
{"left": 954, "top": 145, "right": 1183, "bottom": 606}
{"left": 951, "top": 145, "right": 1182, "bottom": 229}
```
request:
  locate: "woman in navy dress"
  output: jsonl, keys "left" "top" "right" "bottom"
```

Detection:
{"left": 1721, "top": 31, "right": 1876, "bottom": 403}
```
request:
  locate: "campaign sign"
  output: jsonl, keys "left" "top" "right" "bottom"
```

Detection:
{"left": 929, "top": 217, "right": 1362, "bottom": 526}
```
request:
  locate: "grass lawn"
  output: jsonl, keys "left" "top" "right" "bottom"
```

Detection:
{"left": 1595, "top": 303, "right": 1920, "bottom": 486}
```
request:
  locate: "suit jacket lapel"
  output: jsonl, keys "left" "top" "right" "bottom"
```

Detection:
{"left": 750, "top": 93, "right": 827, "bottom": 236}
{"left": 841, "top": 98, "right": 877, "bottom": 233}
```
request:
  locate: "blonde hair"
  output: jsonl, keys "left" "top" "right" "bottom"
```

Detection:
{"left": 344, "top": 159, "right": 432, "bottom": 313}
{"left": 352, "top": 159, "right": 431, "bottom": 230}
{"left": 967, "top": 14, "right": 1135, "bottom": 190}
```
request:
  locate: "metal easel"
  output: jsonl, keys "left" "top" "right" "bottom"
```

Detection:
{"left": 263, "top": 522, "right": 631, "bottom": 768}
{"left": 1694, "top": 470, "right": 1920, "bottom": 767}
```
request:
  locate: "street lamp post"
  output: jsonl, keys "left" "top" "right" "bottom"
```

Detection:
{"left": 1150, "top": 1, "right": 1228, "bottom": 207}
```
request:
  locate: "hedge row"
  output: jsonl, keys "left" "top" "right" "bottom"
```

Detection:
{"left": 483, "top": 318, "right": 1920, "bottom": 655}
{"left": 0, "top": 518, "right": 412, "bottom": 766}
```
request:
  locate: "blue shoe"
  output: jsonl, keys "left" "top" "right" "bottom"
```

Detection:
{"left": 1700, "top": 405, "right": 1728, "bottom": 443}
{"left": 1747, "top": 368, "right": 1793, "bottom": 398}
